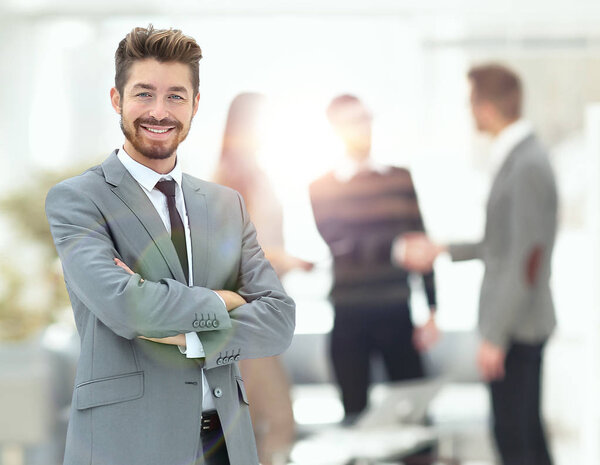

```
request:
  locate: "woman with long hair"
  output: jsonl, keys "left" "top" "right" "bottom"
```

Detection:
{"left": 214, "top": 93, "right": 312, "bottom": 465}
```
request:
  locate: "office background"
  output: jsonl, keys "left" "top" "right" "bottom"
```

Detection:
{"left": 1, "top": 0, "right": 600, "bottom": 463}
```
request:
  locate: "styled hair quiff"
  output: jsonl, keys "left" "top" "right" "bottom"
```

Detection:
{"left": 114, "top": 24, "right": 203, "bottom": 98}
{"left": 468, "top": 64, "right": 522, "bottom": 121}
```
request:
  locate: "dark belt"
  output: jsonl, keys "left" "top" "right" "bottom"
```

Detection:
{"left": 201, "top": 410, "right": 222, "bottom": 435}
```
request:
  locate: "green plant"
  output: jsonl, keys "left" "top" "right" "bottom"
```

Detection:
{"left": 0, "top": 164, "right": 97, "bottom": 341}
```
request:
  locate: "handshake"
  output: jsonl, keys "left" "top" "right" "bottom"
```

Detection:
{"left": 392, "top": 232, "right": 447, "bottom": 273}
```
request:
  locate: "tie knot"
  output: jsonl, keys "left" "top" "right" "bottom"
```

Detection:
{"left": 155, "top": 179, "right": 177, "bottom": 198}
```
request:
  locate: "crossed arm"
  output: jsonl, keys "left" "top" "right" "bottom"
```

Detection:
{"left": 47, "top": 180, "right": 295, "bottom": 367}
{"left": 113, "top": 258, "right": 247, "bottom": 348}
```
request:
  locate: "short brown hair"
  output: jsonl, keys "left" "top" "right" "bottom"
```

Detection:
{"left": 468, "top": 64, "right": 522, "bottom": 120}
{"left": 326, "top": 94, "right": 370, "bottom": 125}
{"left": 114, "top": 24, "right": 203, "bottom": 98}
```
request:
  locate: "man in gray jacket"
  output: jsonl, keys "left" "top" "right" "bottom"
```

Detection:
{"left": 398, "top": 64, "right": 556, "bottom": 465}
{"left": 45, "top": 25, "right": 295, "bottom": 465}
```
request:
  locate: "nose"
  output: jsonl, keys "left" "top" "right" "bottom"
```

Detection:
{"left": 149, "top": 98, "right": 169, "bottom": 121}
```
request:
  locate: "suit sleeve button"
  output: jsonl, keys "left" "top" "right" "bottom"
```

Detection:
{"left": 192, "top": 320, "right": 200, "bottom": 328}
{"left": 234, "top": 355, "right": 240, "bottom": 361}
{"left": 199, "top": 320, "right": 206, "bottom": 328}
{"left": 213, "top": 387, "right": 223, "bottom": 398}
{"left": 212, "top": 320, "right": 220, "bottom": 328}
{"left": 216, "top": 358, "right": 223, "bottom": 365}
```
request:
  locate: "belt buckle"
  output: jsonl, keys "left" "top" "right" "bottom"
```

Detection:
{"left": 201, "top": 411, "right": 216, "bottom": 432}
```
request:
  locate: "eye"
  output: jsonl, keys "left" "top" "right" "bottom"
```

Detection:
{"left": 169, "top": 94, "right": 185, "bottom": 100}
{"left": 136, "top": 92, "right": 151, "bottom": 98}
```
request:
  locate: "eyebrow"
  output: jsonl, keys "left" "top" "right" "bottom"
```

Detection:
{"left": 131, "top": 83, "right": 189, "bottom": 95}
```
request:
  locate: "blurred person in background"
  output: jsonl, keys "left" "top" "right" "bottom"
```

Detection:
{"left": 309, "top": 94, "right": 439, "bottom": 423}
{"left": 45, "top": 26, "right": 295, "bottom": 465}
{"left": 213, "top": 92, "right": 313, "bottom": 465}
{"left": 398, "top": 64, "right": 556, "bottom": 465}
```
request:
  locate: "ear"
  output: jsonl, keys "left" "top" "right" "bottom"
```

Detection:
{"left": 110, "top": 87, "right": 122, "bottom": 114}
{"left": 192, "top": 92, "right": 200, "bottom": 117}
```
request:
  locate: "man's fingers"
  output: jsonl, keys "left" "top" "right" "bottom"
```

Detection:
{"left": 479, "top": 360, "right": 492, "bottom": 382}
{"left": 493, "top": 360, "right": 505, "bottom": 380}
{"left": 412, "top": 328, "right": 424, "bottom": 352}
{"left": 114, "top": 258, "right": 144, "bottom": 282}
{"left": 478, "top": 353, "right": 505, "bottom": 382}
{"left": 114, "top": 258, "right": 134, "bottom": 274}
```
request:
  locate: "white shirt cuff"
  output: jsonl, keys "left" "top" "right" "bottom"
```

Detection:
{"left": 179, "top": 332, "right": 206, "bottom": 358}
{"left": 177, "top": 292, "right": 225, "bottom": 358}
{"left": 390, "top": 236, "right": 406, "bottom": 267}
{"left": 213, "top": 290, "right": 226, "bottom": 308}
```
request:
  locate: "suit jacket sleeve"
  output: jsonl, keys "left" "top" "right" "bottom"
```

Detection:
{"left": 46, "top": 180, "right": 231, "bottom": 340}
{"left": 473, "top": 159, "right": 553, "bottom": 349}
{"left": 196, "top": 192, "right": 296, "bottom": 370}
{"left": 447, "top": 241, "right": 484, "bottom": 261}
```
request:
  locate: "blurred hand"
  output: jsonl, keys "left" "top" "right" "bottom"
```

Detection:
{"left": 265, "top": 248, "right": 314, "bottom": 276}
{"left": 287, "top": 256, "right": 315, "bottom": 273}
{"left": 477, "top": 340, "right": 506, "bottom": 381}
{"left": 413, "top": 314, "right": 440, "bottom": 352}
{"left": 393, "top": 232, "right": 440, "bottom": 273}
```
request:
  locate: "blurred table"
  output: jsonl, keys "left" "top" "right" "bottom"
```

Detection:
{"left": 289, "top": 424, "right": 436, "bottom": 465}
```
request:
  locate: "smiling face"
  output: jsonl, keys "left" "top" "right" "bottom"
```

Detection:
{"left": 110, "top": 58, "right": 200, "bottom": 171}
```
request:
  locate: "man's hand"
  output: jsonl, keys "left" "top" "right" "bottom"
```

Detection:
{"left": 412, "top": 313, "right": 440, "bottom": 352}
{"left": 392, "top": 232, "right": 444, "bottom": 273}
{"left": 114, "top": 258, "right": 144, "bottom": 282}
{"left": 139, "top": 335, "right": 187, "bottom": 346}
{"left": 478, "top": 340, "right": 506, "bottom": 381}
{"left": 215, "top": 290, "right": 247, "bottom": 312}
{"left": 114, "top": 258, "right": 185, "bottom": 348}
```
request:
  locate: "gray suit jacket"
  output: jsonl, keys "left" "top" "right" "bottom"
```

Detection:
{"left": 45, "top": 151, "right": 295, "bottom": 465}
{"left": 448, "top": 134, "right": 557, "bottom": 349}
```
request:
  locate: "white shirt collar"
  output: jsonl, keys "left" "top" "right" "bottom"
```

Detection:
{"left": 117, "top": 147, "right": 183, "bottom": 192}
{"left": 489, "top": 119, "right": 533, "bottom": 176}
{"left": 333, "top": 156, "right": 389, "bottom": 183}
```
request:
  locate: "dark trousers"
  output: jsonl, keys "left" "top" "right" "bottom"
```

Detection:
{"left": 330, "top": 303, "right": 424, "bottom": 417}
{"left": 200, "top": 422, "right": 230, "bottom": 465}
{"left": 490, "top": 341, "right": 553, "bottom": 465}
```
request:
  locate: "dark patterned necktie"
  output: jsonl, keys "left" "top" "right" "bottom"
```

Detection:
{"left": 155, "top": 180, "right": 189, "bottom": 283}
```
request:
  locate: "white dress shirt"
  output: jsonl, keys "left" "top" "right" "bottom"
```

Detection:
{"left": 117, "top": 148, "right": 218, "bottom": 410}
{"left": 333, "top": 156, "right": 390, "bottom": 183}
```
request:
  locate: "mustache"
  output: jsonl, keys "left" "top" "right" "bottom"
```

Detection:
{"left": 135, "top": 117, "right": 183, "bottom": 129}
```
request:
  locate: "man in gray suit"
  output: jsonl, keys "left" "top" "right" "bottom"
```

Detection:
{"left": 397, "top": 64, "right": 556, "bottom": 465}
{"left": 45, "top": 25, "right": 295, "bottom": 465}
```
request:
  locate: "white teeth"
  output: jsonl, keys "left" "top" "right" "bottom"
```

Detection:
{"left": 145, "top": 127, "right": 170, "bottom": 134}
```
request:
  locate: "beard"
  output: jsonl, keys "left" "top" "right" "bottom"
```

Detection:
{"left": 120, "top": 115, "right": 190, "bottom": 160}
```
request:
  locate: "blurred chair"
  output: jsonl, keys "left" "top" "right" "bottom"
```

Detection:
{"left": 0, "top": 335, "right": 53, "bottom": 465}
{"left": 0, "top": 323, "right": 79, "bottom": 465}
{"left": 281, "top": 333, "right": 334, "bottom": 385}
{"left": 422, "top": 329, "right": 480, "bottom": 382}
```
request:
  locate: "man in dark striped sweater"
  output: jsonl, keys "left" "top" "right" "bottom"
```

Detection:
{"left": 309, "top": 95, "right": 438, "bottom": 421}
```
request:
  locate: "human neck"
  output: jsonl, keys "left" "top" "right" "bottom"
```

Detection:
{"left": 488, "top": 117, "right": 518, "bottom": 137}
{"left": 123, "top": 140, "right": 177, "bottom": 174}
{"left": 346, "top": 146, "right": 371, "bottom": 162}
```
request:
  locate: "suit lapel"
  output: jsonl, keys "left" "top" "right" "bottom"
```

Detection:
{"left": 101, "top": 152, "right": 187, "bottom": 283}
{"left": 182, "top": 175, "right": 210, "bottom": 287}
